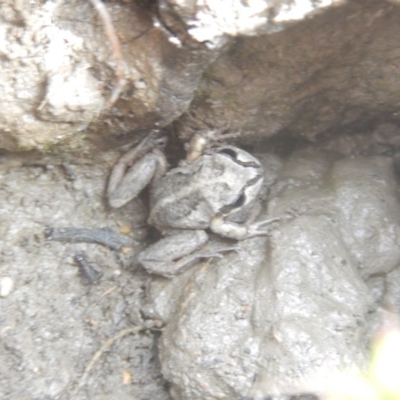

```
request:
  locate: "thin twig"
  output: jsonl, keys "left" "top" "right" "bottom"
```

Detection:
{"left": 71, "top": 326, "right": 145, "bottom": 398}
{"left": 88, "top": 0, "right": 127, "bottom": 105}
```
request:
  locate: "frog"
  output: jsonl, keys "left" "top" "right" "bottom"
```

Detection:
{"left": 107, "top": 131, "right": 284, "bottom": 277}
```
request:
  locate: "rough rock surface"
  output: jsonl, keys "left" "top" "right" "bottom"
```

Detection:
{"left": 0, "top": 0, "right": 211, "bottom": 150}
{"left": 0, "top": 0, "right": 367, "bottom": 151}
{"left": 2, "top": 1, "right": 400, "bottom": 151}
{"left": 175, "top": 1, "right": 400, "bottom": 142}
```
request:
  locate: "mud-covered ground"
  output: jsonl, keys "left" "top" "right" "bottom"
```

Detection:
{"left": 0, "top": 149, "right": 171, "bottom": 400}
{"left": 1, "top": 124, "right": 400, "bottom": 400}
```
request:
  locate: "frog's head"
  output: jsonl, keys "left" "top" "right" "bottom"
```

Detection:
{"left": 215, "top": 146, "right": 264, "bottom": 217}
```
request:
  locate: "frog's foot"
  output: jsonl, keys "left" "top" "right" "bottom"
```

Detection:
{"left": 246, "top": 214, "right": 293, "bottom": 237}
{"left": 211, "top": 213, "right": 295, "bottom": 240}
{"left": 144, "top": 245, "right": 240, "bottom": 278}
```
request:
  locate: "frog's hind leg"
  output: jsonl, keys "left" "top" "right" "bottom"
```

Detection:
{"left": 138, "top": 230, "right": 241, "bottom": 277}
{"left": 138, "top": 230, "right": 208, "bottom": 277}
{"left": 107, "top": 134, "right": 168, "bottom": 208}
{"left": 108, "top": 152, "right": 157, "bottom": 208}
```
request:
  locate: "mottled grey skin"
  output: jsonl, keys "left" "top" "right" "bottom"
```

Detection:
{"left": 107, "top": 133, "right": 282, "bottom": 276}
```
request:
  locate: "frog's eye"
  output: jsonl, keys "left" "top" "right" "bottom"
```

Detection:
{"left": 230, "top": 193, "right": 246, "bottom": 209}
{"left": 218, "top": 148, "right": 237, "bottom": 159}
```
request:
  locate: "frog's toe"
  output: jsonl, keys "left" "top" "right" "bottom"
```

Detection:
{"left": 248, "top": 213, "right": 295, "bottom": 236}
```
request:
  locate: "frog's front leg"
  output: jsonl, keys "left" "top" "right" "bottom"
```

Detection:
{"left": 210, "top": 214, "right": 293, "bottom": 241}
{"left": 107, "top": 136, "right": 168, "bottom": 208}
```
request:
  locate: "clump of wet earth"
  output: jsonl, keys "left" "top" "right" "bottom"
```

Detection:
{"left": 144, "top": 124, "right": 400, "bottom": 400}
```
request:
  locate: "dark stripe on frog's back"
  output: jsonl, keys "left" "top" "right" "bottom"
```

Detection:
{"left": 148, "top": 189, "right": 212, "bottom": 230}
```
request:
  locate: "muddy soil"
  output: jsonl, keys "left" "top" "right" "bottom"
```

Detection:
{"left": 0, "top": 150, "right": 171, "bottom": 400}
{"left": 1, "top": 125, "right": 400, "bottom": 400}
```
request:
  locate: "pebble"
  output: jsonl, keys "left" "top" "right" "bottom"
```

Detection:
{"left": 0, "top": 277, "right": 14, "bottom": 297}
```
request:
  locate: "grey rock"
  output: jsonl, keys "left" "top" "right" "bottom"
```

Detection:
{"left": 147, "top": 150, "right": 400, "bottom": 399}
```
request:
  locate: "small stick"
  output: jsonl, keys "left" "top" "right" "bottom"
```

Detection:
{"left": 88, "top": 0, "right": 126, "bottom": 105}
{"left": 72, "top": 326, "right": 145, "bottom": 398}
{"left": 45, "top": 227, "right": 134, "bottom": 251}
